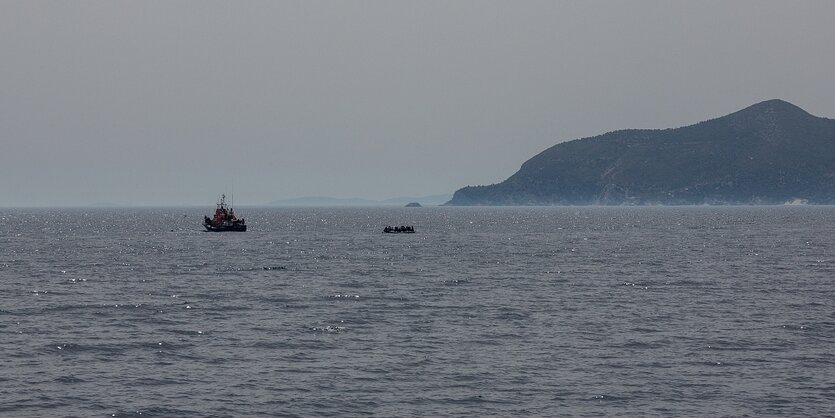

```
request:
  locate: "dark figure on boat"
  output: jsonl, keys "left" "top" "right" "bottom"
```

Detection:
{"left": 383, "top": 225, "right": 415, "bottom": 233}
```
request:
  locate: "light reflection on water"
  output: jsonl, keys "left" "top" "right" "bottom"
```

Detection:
{"left": 0, "top": 206, "right": 833, "bottom": 416}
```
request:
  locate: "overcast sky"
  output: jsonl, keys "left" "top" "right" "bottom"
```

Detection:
{"left": 2, "top": 0, "right": 834, "bottom": 206}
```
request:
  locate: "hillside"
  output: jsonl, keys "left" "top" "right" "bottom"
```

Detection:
{"left": 447, "top": 100, "right": 835, "bottom": 205}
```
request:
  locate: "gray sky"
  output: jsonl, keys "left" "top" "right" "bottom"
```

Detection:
{"left": 2, "top": 0, "right": 834, "bottom": 206}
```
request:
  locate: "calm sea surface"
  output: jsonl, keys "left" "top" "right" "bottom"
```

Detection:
{"left": 1, "top": 206, "right": 833, "bottom": 416}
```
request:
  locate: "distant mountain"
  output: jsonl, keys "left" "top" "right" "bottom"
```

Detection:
{"left": 267, "top": 196, "right": 380, "bottom": 207}
{"left": 269, "top": 193, "right": 452, "bottom": 207}
{"left": 380, "top": 194, "right": 453, "bottom": 206}
{"left": 447, "top": 99, "right": 835, "bottom": 205}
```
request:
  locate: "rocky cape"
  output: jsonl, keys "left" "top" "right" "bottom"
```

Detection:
{"left": 447, "top": 100, "right": 835, "bottom": 205}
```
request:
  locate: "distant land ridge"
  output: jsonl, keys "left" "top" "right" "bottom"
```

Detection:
{"left": 269, "top": 193, "right": 452, "bottom": 207}
{"left": 447, "top": 99, "right": 835, "bottom": 205}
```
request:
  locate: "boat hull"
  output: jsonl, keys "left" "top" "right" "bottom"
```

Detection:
{"left": 204, "top": 223, "right": 247, "bottom": 232}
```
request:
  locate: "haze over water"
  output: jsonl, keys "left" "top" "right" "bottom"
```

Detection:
{"left": 1, "top": 206, "right": 833, "bottom": 416}
{"left": 4, "top": 1, "right": 835, "bottom": 206}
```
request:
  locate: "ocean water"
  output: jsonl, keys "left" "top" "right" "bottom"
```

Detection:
{"left": 1, "top": 206, "right": 833, "bottom": 416}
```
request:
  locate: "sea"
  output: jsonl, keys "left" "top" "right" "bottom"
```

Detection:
{"left": 1, "top": 206, "right": 833, "bottom": 417}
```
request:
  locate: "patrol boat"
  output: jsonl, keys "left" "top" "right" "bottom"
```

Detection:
{"left": 203, "top": 194, "right": 247, "bottom": 232}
